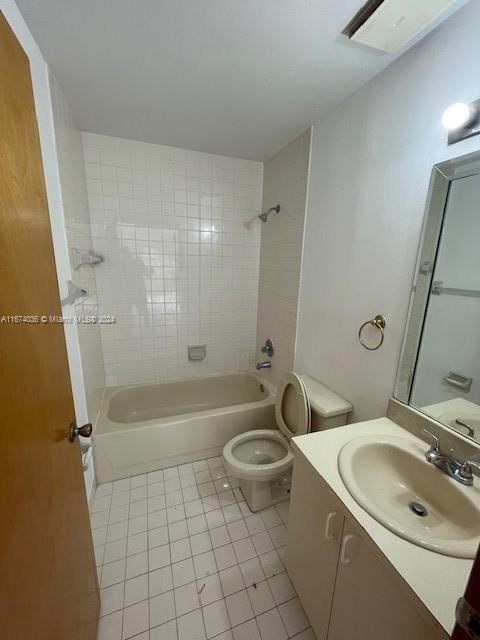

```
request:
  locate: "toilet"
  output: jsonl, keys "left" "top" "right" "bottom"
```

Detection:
{"left": 222, "top": 371, "right": 352, "bottom": 512}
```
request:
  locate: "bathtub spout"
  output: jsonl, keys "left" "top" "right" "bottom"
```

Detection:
{"left": 256, "top": 361, "right": 271, "bottom": 370}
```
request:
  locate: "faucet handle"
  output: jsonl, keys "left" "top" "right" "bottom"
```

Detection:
{"left": 421, "top": 428, "right": 440, "bottom": 451}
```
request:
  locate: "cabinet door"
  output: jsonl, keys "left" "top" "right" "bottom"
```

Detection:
{"left": 328, "top": 516, "right": 449, "bottom": 640}
{"left": 286, "top": 452, "right": 345, "bottom": 640}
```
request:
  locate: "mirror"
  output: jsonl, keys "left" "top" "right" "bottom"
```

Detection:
{"left": 395, "top": 151, "right": 480, "bottom": 444}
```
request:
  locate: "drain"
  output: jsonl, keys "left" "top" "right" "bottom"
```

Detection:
{"left": 409, "top": 501, "right": 428, "bottom": 517}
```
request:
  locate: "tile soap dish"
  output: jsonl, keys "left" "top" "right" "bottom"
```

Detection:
{"left": 188, "top": 345, "right": 207, "bottom": 361}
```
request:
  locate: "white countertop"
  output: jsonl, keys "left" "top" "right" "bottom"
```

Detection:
{"left": 292, "top": 417, "right": 477, "bottom": 633}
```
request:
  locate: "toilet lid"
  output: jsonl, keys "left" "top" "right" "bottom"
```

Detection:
{"left": 275, "top": 372, "right": 311, "bottom": 440}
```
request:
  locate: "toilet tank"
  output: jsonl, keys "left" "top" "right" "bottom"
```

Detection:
{"left": 301, "top": 375, "right": 352, "bottom": 431}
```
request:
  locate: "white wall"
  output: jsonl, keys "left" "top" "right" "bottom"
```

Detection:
{"left": 296, "top": 1, "right": 480, "bottom": 422}
{"left": 1, "top": 1, "right": 95, "bottom": 498}
{"left": 49, "top": 75, "right": 105, "bottom": 425}
{"left": 81, "top": 133, "right": 263, "bottom": 386}
{"left": 256, "top": 129, "right": 311, "bottom": 387}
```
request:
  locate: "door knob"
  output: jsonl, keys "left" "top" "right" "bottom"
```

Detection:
{"left": 69, "top": 421, "right": 93, "bottom": 442}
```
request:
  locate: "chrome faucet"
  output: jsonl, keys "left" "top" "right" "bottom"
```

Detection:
{"left": 422, "top": 429, "right": 480, "bottom": 486}
{"left": 256, "top": 361, "right": 271, "bottom": 370}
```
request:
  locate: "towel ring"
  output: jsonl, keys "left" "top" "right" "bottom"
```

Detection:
{"left": 358, "top": 315, "right": 386, "bottom": 351}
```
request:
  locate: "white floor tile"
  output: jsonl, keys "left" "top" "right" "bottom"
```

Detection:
{"left": 177, "top": 609, "right": 206, "bottom": 640}
{"left": 267, "top": 572, "right": 295, "bottom": 605}
{"left": 128, "top": 515, "right": 148, "bottom": 536}
{"left": 131, "top": 474, "right": 147, "bottom": 489}
{"left": 97, "top": 610, "right": 122, "bottom": 640}
{"left": 127, "top": 532, "right": 148, "bottom": 556}
{"left": 210, "top": 525, "right": 231, "bottom": 549}
{"left": 163, "top": 466, "right": 180, "bottom": 480}
{"left": 150, "top": 619, "right": 178, "bottom": 640}
{"left": 227, "top": 520, "right": 248, "bottom": 542}
{"left": 268, "top": 524, "right": 287, "bottom": 548}
{"left": 185, "top": 500, "right": 204, "bottom": 518}
{"left": 101, "top": 559, "right": 126, "bottom": 588}
{"left": 149, "top": 566, "right": 173, "bottom": 597}
{"left": 100, "top": 582, "right": 125, "bottom": 616}
{"left": 247, "top": 581, "right": 275, "bottom": 616}
{"left": 148, "top": 526, "right": 169, "bottom": 549}
{"left": 203, "top": 599, "right": 230, "bottom": 638}
{"left": 251, "top": 531, "right": 274, "bottom": 556}
{"left": 232, "top": 619, "right": 261, "bottom": 640}
{"left": 193, "top": 550, "right": 217, "bottom": 579}
{"left": 122, "top": 600, "right": 149, "bottom": 639}
{"left": 104, "top": 538, "right": 127, "bottom": 564}
{"left": 170, "top": 538, "right": 192, "bottom": 563}
{"left": 187, "top": 514, "right": 208, "bottom": 535}
{"left": 126, "top": 551, "right": 148, "bottom": 579}
{"left": 214, "top": 544, "right": 237, "bottom": 571}
{"left": 149, "top": 509, "right": 167, "bottom": 529}
{"left": 95, "top": 457, "right": 300, "bottom": 640}
{"left": 124, "top": 573, "right": 149, "bottom": 607}
{"left": 278, "top": 598, "right": 309, "bottom": 636}
{"left": 107, "top": 521, "right": 129, "bottom": 543}
{"left": 174, "top": 581, "right": 200, "bottom": 616}
{"left": 148, "top": 481, "right": 165, "bottom": 497}
{"left": 197, "top": 573, "right": 223, "bottom": 606}
{"left": 244, "top": 515, "right": 265, "bottom": 536}
{"left": 149, "top": 590, "right": 176, "bottom": 628}
{"left": 258, "top": 550, "right": 283, "bottom": 579}
{"left": 172, "top": 558, "right": 196, "bottom": 587}
{"left": 233, "top": 538, "right": 256, "bottom": 564}
{"left": 149, "top": 544, "right": 171, "bottom": 571}
{"left": 148, "top": 470, "right": 164, "bottom": 484}
{"left": 225, "top": 589, "right": 254, "bottom": 627}
{"left": 238, "top": 558, "right": 265, "bottom": 588}
{"left": 256, "top": 607, "right": 288, "bottom": 640}
{"left": 219, "top": 565, "right": 245, "bottom": 597}
{"left": 168, "top": 520, "right": 188, "bottom": 542}
{"left": 190, "top": 531, "right": 213, "bottom": 556}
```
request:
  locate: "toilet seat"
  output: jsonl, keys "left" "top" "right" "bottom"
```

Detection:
{"left": 222, "top": 429, "right": 294, "bottom": 481}
{"left": 275, "top": 371, "right": 311, "bottom": 439}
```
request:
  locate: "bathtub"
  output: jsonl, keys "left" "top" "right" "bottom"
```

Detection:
{"left": 94, "top": 372, "right": 276, "bottom": 482}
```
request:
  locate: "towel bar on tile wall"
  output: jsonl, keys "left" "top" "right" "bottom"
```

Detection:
{"left": 358, "top": 315, "right": 386, "bottom": 351}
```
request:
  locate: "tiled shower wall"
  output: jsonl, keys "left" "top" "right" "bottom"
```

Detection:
{"left": 81, "top": 133, "right": 263, "bottom": 387}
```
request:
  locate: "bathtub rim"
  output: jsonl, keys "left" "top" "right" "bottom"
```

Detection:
{"left": 95, "top": 371, "right": 276, "bottom": 435}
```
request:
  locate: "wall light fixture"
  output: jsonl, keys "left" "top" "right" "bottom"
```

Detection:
{"left": 442, "top": 99, "right": 480, "bottom": 145}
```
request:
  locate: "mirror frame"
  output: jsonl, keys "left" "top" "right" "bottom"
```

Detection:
{"left": 395, "top": 150, "right": 480, "bottom": 412}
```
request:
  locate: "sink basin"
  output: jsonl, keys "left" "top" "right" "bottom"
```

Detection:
{"left": 338, "top": 435, "right": 480, "bottom": 558}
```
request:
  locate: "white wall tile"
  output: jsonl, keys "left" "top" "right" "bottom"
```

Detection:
{"left": 81, "top": 133, "right": 263, "bottom": 386}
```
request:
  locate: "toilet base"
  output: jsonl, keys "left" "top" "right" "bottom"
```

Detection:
{"left": 239, "top": 471, "right": 292, "bottom": 512}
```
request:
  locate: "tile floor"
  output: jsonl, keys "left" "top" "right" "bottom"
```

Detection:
{"left": 91, "top": 456, "right": 315, "bottom": 640}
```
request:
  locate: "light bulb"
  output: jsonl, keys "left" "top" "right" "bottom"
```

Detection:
{"left": 442, "top": 103, "right": 474, "bottom": 131}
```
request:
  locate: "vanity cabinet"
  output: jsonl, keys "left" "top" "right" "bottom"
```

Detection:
{"left": 287, "top": 449, "right": 345, "bottom": 640}
{"left": 286, "top": 451, "right": 449, "bottom": 640}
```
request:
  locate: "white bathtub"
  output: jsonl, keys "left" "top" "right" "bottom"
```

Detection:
{"left": 94, "top": 373, "right": 276, "bottom": 482}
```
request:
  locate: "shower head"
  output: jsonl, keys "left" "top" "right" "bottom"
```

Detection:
{"left": 242, "top": 204, "right": 281, "bottom": 230}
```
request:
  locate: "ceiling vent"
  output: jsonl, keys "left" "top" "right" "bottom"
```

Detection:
{"left": 343, "top": 0, "right": 465, "bottom": 53}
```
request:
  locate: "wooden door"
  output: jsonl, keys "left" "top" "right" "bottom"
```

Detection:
{"left": 0, "top": 12, "right": 99, "bottom": 640}
{"left": 328, "top": 516, "right": 448, "bottom": 640}
{"left": 286, "top": 451, "right": 344, "bottom": 640}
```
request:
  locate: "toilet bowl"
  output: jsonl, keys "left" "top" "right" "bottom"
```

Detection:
{"left": 223, "top": 371, "right": 352, "bottom": 512}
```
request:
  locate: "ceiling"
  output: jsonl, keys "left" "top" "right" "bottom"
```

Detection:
{"left": 14, "top": 0, "right": 458, "bottom": 160}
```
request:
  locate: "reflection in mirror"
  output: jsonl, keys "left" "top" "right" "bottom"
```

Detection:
{"left": 395, "top": 152, "right": 480, "bottom": 444}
